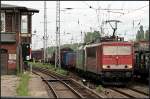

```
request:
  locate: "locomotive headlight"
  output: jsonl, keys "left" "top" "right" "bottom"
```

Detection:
{"left": 103, "top": 65, "right": 110, "bottom": 69}
{"left": 127, "top": 65, "right": 132, "bottom": 69}
{"left": 102, "top": 65, "right": 107, "bottom": 69}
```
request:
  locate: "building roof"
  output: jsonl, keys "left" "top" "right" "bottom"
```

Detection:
{"left": 1, "top": 4, "right": 39, "bottom": 13}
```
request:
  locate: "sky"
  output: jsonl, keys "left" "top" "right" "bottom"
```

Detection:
{"left": 1, "top": 1, "right": 149, "bottom": 50}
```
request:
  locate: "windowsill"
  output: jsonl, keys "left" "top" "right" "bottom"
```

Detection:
{"left": 20, "top": 33, "right": 31, "bottom": 37}
{"left": 0, "top": 32, "right": 16, "bottom": 34}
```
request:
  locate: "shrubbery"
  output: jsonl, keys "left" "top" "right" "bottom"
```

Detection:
{"left": 28, "top": 62, "right": 68, "bottom": 76}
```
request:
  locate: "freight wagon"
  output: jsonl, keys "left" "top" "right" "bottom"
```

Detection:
{"left": 76, "top": 42, "right": 134, "bottom": 85}
{"left": 31, "top": 49, "right": 44, "bottom": 62}
{"left": 62, "top": 52, "right": 76, "bottom": 69}
{"left": 134, "top": 41, "right": 150, "bottom": 80}
{"left": 49, "top": 47, "right": 74, "bottom": 65}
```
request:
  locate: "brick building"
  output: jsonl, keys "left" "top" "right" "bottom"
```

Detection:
{"left": 1, "top": 4, "right": 39, "bottom": 74}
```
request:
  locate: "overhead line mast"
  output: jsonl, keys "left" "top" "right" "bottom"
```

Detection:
{"left": 43, "top": 1, "right": 48, "bottom": 63}
{"left": 55, "top": 1, "right": 61, "bottom": 68}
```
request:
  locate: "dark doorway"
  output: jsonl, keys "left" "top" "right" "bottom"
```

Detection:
{"left": 0, "top": 49, "right": 8, "bottom": 75}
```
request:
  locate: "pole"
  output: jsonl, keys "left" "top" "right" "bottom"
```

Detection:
{"left": 43, "top": 1, "right": 48, "bottom": 63}
{"left": 55, "top": 1, "right": 61, "bottom": 68}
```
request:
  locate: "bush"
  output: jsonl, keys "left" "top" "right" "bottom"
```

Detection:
{"left": 56, "top": 68, "right": 68, "bottom": 76}
{"left": 96, "top": 85, "right": 104, "bottom": 92}
{"left": 16, "top": 72, "right": 30, "bottom": 96}
{"left": 28, "top": 62, "right": 68, "bottom": 76}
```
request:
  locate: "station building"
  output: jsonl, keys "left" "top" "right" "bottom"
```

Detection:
{"left": 1, "top": 4, "right": 39, "bottom": 74}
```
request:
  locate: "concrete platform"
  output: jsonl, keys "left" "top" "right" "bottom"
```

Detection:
{"left": 1, "top": 75, "right": 19, "bottom": 96}
{"left": 28, "top": 73, "right": 49, "bottom": 97}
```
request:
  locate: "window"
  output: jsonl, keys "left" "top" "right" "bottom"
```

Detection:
{"left": 87, "top": 47, "right": 96, "bottom": 58}
{"left": 103, "top": 46, "right": 131, "bottom": 55}
{"left": 1, "top": 13, "right": 5, "bottom": 32}
{"left": 21, "top": 15, "right": 28, "bottom": 33}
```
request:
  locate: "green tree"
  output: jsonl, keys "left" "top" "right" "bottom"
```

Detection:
{"left": 47, "top": 43, "right": 82, "bottom": 55}
{"left": 136, "top": 25, "right": 145, "bottom": 41}
{"left": 84, "top": 32, "right": 93, "bottom": 43}
{"left": 139, "top": 25, "right": 144, "bottom": 40}
{"left": 136, "top": 30, "right": 141, "bottom": 41}
{"left": 145, "top": 29, "right": 149, "bottom": 41}
{"left": 84, "top": 31, "right": 101, "bottom": 43}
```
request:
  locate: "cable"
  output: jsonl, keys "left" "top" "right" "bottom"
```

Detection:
{"left": 131, "top": 4, "right": 149, "bottom": 12}
{"left": 82, "top": 1, "right": 93, "bottom": 9}
{"left": 115, "top": 4, "right": 149, "bottom": 19}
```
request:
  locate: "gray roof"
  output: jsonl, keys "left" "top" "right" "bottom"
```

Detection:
{"left": 1, "top": 4, "right": 39, "bottom": 13}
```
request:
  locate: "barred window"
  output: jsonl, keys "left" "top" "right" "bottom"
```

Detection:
{"left": 1, "top": 13, "right": 5, "bottom": 32}
{"left": 21, "top": 15, "right": 28, "bottom": 33}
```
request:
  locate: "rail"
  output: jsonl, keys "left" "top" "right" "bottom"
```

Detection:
{"left": 32, "top": 69, "right": 84, "bottom": 98}
{"left": 109, "top": 87, "right": 149, "bottom": 98}
{"left": 33, "top": 66, "right": 103, "bottom": 98}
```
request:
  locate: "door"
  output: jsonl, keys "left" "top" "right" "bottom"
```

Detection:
{"left": 1, "top": 49, "right": 8, "bottom": 75}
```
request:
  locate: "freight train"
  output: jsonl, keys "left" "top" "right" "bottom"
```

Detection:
{"left": 62, "top": 52, "right": 76, "bottom": 69}
{"left": 49, "top": 47, "right": 74, "bottom": 66}
{"left": 49, "top": 36, "right": 134, "bottom": 85}
{"left": 134, "top": 41, "right": 150, "bottom": 81}
{"left": 31, "top": 19, "right": 149, "bottom": 84}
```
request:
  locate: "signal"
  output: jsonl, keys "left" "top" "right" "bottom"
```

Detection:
{"left": 22, "top": 44, "right": 30, "bottom": 61}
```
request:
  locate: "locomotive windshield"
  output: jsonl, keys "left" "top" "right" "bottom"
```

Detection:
{"left": 103, "top": 46, "right": 131, "bottom": 55}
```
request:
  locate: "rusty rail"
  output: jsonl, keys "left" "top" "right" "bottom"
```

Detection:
{"left": 32, "top": 71, "right": 59, "bottom": 98}
{"left": 33, "top": 67, "right": 104, "bottom": 98}
{"left": 32, "top": 69, "right": 84, "bottom": 98}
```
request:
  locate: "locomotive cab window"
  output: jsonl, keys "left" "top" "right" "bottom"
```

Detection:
{"left": 86, "top": 47, "right": 96, "bottom": 58}
{"left": 103, "top": 46, "right": 131, "bottom": 55}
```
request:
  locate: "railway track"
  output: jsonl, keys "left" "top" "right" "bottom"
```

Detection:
{"left": 33, "top": 70, "right": 82, "bottom": 98}
{"left": 32, "top": 66, "right": 149, "bottom": 98}
{"left": 67, "top": 69, "right": 149, "bottom": 98}
{"left": 32, "top": 67, "right": 103, "bottom": 98}
{"left": 127, "top": 87, "right": 149, "bottom": 96}
{"left": 107, "top": 87, "right": 149, "bottom": 98}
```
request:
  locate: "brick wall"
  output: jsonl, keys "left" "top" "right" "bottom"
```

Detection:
{"left": 1, "top": 12, "right": 32, "bottom": 74}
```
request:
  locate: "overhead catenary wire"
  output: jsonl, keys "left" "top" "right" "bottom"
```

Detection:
{"left": 31, "top": 1, "right": 148, "bottom": 49}
{"left": 114, "top": 4, "right": 149, "bottom": 19}
{"left": 82, "top": 1, "right": 103, "bottom": 35}
{"left": 81, "top": 1, "right": 126, "bottom": 36}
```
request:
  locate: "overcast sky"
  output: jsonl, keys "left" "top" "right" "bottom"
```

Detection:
{"left": 2, "top": 1, "right": 149, "bottom": 50}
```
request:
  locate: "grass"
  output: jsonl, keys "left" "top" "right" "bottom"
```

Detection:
{"left": 28, "top": 62, "right": 68, "bottom": 76}
{"left": 55, "top": 67, "right": 68, "bottom": 76}
{"left": 16, "top": 72, "right": 30, "bottom": 96}
{"left": 96, "top": 85, "right": 104, "bottom": 92}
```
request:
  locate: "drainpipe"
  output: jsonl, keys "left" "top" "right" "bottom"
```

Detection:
{"left": 18, "top": 9, "right": 23, "bottom": 73}
{"left": 14, "top": 8, "right": 20, "bottom": 74}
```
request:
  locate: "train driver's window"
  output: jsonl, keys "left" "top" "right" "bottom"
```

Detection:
{"left": 86, "top": 47, "right": 96, "bottom": 58}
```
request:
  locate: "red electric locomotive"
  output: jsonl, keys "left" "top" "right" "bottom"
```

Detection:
{"left": 83, "top": 41, "right": 134, "bottom": 84}
{"left": 76, "top": 20, "right": 134, "bottom": 85}
{"left": 76, "top": 38, "right": 134, "bottom": 85}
